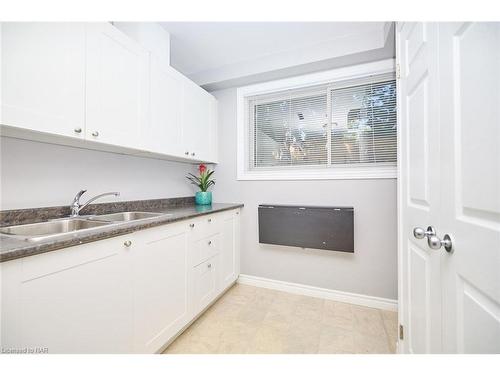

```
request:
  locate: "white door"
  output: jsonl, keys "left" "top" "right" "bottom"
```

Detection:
{"left": 85, "top": 22, "right": 148, "bottom": 149}
{"left": 398, "top": 22, "right": 500, "bottom": 354}
{"left": 182, "top": 79, "right": 211, "bottom": 160}
{"left": 146, "top": 57, "right": 183, "bottom": 156}
{"left": 398, "top": 22, "right": 443, "bottom": 353}
{"left": 133, "top": 224, "right": 190, "bottom": 353}
{"left": 438, "top": 22, "right": 500, "bottom": 353}
{"left": 1, "top": 22, "right": 86, "bottom": 138}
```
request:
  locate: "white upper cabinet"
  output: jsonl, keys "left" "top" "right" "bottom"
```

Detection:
{"left": 208, "top": 96, "right": 218, "bottom": 163}
{"left": 1, "top": 23, "right": 86, "bottom": 139}
{"left": 85, "top": 23, "right": 148, "bottom": 149}
{"left": 145, "top": 57, "right": 183, "bottom": 156}
{"left": 1, "top": 22, "right": 218, "bottom": 163}
{"left": 181, "top": 79, "right": 213, "bottom": 161}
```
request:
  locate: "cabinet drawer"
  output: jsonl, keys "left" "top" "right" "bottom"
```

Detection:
{"left": 193, "top": 256, "right": 218, "bottom": 314}
{"left": 193, "top": 233, "right": 220, "bottom": 266}
{"left": 186, "top": 214, "right": 221, "bottom": 240}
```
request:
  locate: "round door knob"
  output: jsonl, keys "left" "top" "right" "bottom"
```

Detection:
{"left": 413, "top": 226, "right": 436, "bottom": 239}
{"left": 74, "top": 127, "right": 82, "bottom": 133}
{"left": 92, "top": 131, "right": 99, "bottom": 137}
{"left": 427, "top": 234, "right": 453, "bottom": 252}
{"left": 124, "top": 240, "right": 132, "bottom": 247}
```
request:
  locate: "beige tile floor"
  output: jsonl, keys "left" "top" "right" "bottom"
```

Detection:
{"left": 164, "top": 283, "right": 398, "bottom": 354}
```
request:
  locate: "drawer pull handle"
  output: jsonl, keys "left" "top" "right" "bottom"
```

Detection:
{"left": 190, "top": 223, "right": 195, "bottom": 228}
{"left": 208, "top": 240, "right": 212, "bottom": 245}
{"left": 124, "top": 240, "right": 132, "bottom": 247}
{"left": 92, "top": 131, "right": 99, "bottom": 137}
{"left": 74, "top": 127, "right": 82, "bottom": 134}
{"left": 207, "top": 263, "right": 212, "bottom": 269}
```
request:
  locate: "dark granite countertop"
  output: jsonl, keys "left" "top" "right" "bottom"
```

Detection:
{"left": 0, "top": 197, "right": 243, "bottom": 263}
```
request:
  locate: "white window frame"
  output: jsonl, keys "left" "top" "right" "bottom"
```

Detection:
{"left": 237, "top": 59, "right": 397, "bottom": 181}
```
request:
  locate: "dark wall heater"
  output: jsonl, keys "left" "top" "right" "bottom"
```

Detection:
{"left": 258, "top": 204, "right": 354, "bottom": 253}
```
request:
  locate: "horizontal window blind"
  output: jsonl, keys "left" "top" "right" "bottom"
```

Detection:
{"left": 247, "top": 73, "right": 397, "bottom": 171}
{"left": 330, "top": 74, "right": 397, "bottom": 165}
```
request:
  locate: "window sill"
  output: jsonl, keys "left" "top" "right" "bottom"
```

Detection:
{"left": 237, "top": 166, "right": 397, "bottom": 181}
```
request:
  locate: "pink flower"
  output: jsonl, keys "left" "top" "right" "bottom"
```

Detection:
{"left": 199, "top": 164, "right": 207, "bottom": 174}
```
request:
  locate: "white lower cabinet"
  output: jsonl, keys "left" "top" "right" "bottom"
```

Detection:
{"left": 0, "top": 234, "right": 135, "bottom": 354}
{"left": 132, "top": 222, "right": 190, "bottom": 353}
{"left": 0, "top": 208, "right": 240, "bottom": 353}
{"left": 220, "top": 210, "right": 240, "bottom": 289}
{"left": 192, "top": 256, "right": 220, "bottom": 314}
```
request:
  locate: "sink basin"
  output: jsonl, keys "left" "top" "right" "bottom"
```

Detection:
{"left": 0, "top": 218, "right": 110, "bottom": 241}
{"left": 89, "top": 211, "right": 169, "bottom": 222}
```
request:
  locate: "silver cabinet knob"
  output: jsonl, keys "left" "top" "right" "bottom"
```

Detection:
{"left": 74, "top": 127, "right": 82, "bottom": 133}
{"left": 207, "top": 263, "right": 212, "bottom": 269}
{"left": 208, "top": 218, "right": 212, "bottom": 223}
{"left": 208, "top": 240, "right": 212, "bottom": 245}
{"left": 189, "top": 223, "right": 195, "bottom": 228}
{"left": 428, "top": 234, "right": 453, "bottom": 252}
{"left": 413, "top": 226, "right": 436, "bottom": 239}
{"left": 191, "top": 152, "right": 195, "bottom": 156}
{"left": 124, "top": 240, "right": 132, "bottom": 247}
{"left": 185, "top": 151, "right": 189, "bottom": 155}
{"left": 92, "top": 131, "right": 99, "bottom": 137}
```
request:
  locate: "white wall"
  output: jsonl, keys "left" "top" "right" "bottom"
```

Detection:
{"left": 212, "top": 88, "right": 398, "bottom": 300}
{"left": 0, "top": 137, "right": 196, "bottom": 210}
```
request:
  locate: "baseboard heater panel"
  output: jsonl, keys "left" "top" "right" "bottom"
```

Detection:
{"left": 258, "top": 204, "right": 354, "bottom": 253}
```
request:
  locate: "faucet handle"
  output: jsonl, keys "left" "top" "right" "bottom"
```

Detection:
{"left": 72, "top": 189, "right": 87, "bottom": 205}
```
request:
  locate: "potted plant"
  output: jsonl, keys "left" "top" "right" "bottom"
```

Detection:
{"left": 187, "top": 164, "right": 215, "bottom": 205}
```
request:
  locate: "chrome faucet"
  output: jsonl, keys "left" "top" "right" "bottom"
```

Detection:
{"left": 70, "top": 190, "right": 120, "bottom": 217}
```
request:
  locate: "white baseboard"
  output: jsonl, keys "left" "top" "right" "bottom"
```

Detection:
{"left": 237, "top": 274, "right": 398, "bottom": 311}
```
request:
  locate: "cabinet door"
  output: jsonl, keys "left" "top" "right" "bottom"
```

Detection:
{"left": 133, "top": 224, "right": 190, "bottom": 353}
{"left": 0, "top": 235, "right": 134, "bottom": 354}
{"left": 1, "top": 22, "right": 86, "bottom": 138}
{"left": 85, "top": 22, "right": 148, "bottom": 149}
{"left": 208, "top": 96, "right": 218, "bottom": 163}
{"left": 146, "top": 57, "right": 183, "bottom": 156}
{"left": 192, "top": 256, "right": 219, "bottom": 315}
{"left": 220, "top": 210, "right": 240, "bottom": 290}
{"left": 181, "top": 80, "right": 211, "bottom": 160}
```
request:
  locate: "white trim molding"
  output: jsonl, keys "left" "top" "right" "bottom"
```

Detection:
{"left": 236, "top": 59, "right": 397, "bottom": 181}
{"left": 237, "top": 274, "right": 398, "bottom": 311}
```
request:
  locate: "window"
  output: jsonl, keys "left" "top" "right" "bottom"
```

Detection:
{"left": 238, "top": 60, "right": 397, "bottom": 180}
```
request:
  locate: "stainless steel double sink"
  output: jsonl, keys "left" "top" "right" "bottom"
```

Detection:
{"left": 0, "top": 211, "right": 171, "bottom": 242}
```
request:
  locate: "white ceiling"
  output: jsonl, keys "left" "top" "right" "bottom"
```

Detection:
{"left": 160, "top": 22, "right": 394, "bottom": 91}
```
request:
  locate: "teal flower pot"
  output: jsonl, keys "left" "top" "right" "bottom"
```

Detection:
{"left": 195, "top": 191, "right": 212, "bottom": 205}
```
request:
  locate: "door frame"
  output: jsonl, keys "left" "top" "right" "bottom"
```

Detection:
{"left": 395, "top": 21, "right": 405, "bottom": 354}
